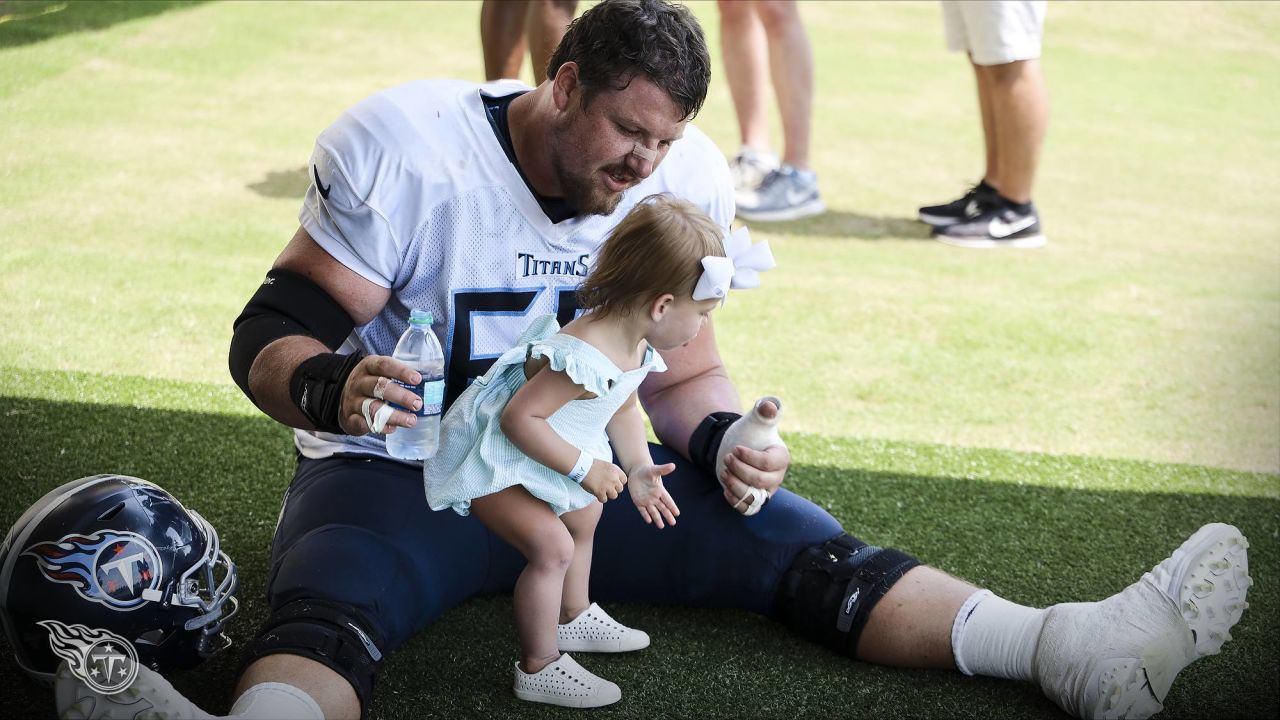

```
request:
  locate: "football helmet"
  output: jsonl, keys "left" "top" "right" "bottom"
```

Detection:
{"left": 0, "top": 474, "right": 238, "bottom": 683}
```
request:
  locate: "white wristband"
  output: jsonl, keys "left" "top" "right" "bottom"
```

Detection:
{"left": 567, "top": 450, "right": 593, "bottom": 483}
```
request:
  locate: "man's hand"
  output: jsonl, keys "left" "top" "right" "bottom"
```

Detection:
{"left": 628, "top": 462, "right": 679, "bottom": 528}
{"left": 720, "top": 444, "right": 790, "bottom": 511}
{"left": 581, "top": 460, "right": 627, "bottom": 503}
{"left": 339, "top": 355, "right": 423, "bottom": 436}
{"left": 718, "top": 397, "right": 789, "bottom": 514}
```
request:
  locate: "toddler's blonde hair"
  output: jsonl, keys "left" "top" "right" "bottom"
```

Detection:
{"left": 577, "top": 194, "right": 726, "bottom": 319}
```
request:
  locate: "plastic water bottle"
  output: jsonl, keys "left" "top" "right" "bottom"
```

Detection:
{"left": 386, "top": 309, "right": 445, "bottom": 460}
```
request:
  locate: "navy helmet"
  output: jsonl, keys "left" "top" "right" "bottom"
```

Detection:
{"left": 0, "top": 474, "right": 238, "bottom": 683}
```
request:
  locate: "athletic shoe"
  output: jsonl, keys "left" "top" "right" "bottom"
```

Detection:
{"left": 735, "top": 164, "right": 826, "bottom": 222}
{"left": 728, "top": 145, "right": 779, "bottom": 193}
{"left": 513, "top": 653, "right": 622, "bottom": 708}
{"left": 934, "top": 199, "right": 1046, "bottom": 248}
{"left": 56, "top": 660, "right": 212, "bottom": 719}
{"left": 558, "top": 602, "right": 651, "bottom": 652}
{"left": 918, "top": 182, "right": 998, "bottom": 226}
{"left": 1033, "top": 523, "right": 1251, "bottom": 719}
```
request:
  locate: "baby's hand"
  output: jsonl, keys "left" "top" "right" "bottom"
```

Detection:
{"left": 628, "top": 462, "right": 679, "bottom": 528}
{"left": 581, "top": 460, "right": 627, "bottom": 503}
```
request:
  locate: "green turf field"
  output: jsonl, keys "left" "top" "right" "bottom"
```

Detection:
{"left": 1, "top": 1, "right": 1277, "bottom": 718}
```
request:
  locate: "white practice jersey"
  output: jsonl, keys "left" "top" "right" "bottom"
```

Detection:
{"left": 296, "top": 79, "right": 735, "bottom": 461}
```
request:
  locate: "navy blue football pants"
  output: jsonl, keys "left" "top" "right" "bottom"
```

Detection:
{"left": 267, "top": 444, "right": 844, "bottom": 654}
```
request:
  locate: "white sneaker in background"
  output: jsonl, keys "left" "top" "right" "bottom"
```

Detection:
{"left": 728, "top": 145, "right": 779, "bottom": 193}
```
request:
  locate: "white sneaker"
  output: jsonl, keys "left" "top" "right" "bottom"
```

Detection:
{"left": 728, "top": 145, "right": 778, "bottom": 193}
{"left": 558, "top": 603, "right": 650, "bottom": 653}
{"left": 56, "top": 660, "right": 212, "bottom": 720}
{"left": 1034, "top": 523, "right": 1251, "bottom": 719}
{"left": 512, "top": 653, "right": 622, "bottom": 708}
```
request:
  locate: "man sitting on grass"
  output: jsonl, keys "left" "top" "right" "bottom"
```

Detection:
{"left": 52, "top": 1, "right": 1251, "bottom": 719}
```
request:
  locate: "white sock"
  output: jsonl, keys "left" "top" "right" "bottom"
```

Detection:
{"left": 229, "top": 682, "right": 324, "bottom": 720}
{"left": 951, "top": 589, "right": 1047, "bottom": 682}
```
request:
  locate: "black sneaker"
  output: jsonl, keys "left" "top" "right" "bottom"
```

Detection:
{"left": 918, "top": 182, "right": 998, "bottom": 227}
{"left": 934, "top": 200, "right": 1046, "bottom": 248}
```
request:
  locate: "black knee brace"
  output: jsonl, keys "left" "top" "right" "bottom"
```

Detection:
{"left": 240, "top": 599, "right": 384, "bottom": 718}
{"left": 774, "top": 533, "right": 921, "bottom": 657}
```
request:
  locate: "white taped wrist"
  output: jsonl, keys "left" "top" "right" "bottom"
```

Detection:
{"left": 567, "top": 450, "right": 592, "bottom": 483}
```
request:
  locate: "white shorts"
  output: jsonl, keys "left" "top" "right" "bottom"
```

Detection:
{"left": 942, "top": 1, "right": 1047, "bottom": 66}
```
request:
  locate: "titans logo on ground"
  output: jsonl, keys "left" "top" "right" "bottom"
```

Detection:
{"left": 38, "top": 619, "right": 139, "bottom": 694}
{"left": 23, "top": 531, "right": 162, "bottom": 610}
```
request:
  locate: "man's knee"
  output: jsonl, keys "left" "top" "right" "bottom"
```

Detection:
{"left": 240, "top": 599, "right": 385, "bottom": 719}
{"left": 773, "top": 533, "right": 921, "bottom": 657}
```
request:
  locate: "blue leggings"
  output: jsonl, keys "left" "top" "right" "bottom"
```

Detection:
{"left": 266, "top": 444, "right": 844, "bottom": 654}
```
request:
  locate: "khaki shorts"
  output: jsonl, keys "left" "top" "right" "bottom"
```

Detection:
{"left": 942, "top": 0, "right": 1047, "bottom": 66}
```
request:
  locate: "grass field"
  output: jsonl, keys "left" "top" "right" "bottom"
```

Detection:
{"left": 1, "top": 1, "right": 1277, "bottom": 718}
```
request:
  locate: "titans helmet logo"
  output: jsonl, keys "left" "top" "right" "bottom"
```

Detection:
{"left": 38, "top": 620, "right": 139, "bottom": 694}
{"left": 23, "top": 531, "right": 162, "bottom": 610}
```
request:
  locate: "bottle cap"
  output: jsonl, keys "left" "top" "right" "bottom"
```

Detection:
{"left": 409, "top": 309, "right": 433, "bottom": 326}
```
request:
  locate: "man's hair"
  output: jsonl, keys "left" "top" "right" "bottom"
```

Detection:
{"left": 547, "top": 0, "right": 711, "bottom": 121}
{"left": 577, "top": 194, "right": 725, "bottom": 319}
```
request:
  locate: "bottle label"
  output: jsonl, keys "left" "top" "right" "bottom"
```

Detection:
{"left": 422, "top": 379, "right": 445, "bottom": 416}
{"left": 392, "top": 374, "right": 445, "bottom": 417}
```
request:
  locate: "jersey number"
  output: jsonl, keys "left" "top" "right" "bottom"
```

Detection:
{"left": 446, "top": 289, "right": 581, "bottom": 409}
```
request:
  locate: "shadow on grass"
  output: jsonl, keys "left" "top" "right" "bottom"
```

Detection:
{"left": 248, "top": 165, "right": 309, "bottom": 200}
{"left": 741, "top": 209, "right": 933, "bottom": 241}
{"left": 0, "top": 0, "right": 201, "bottom": 50}
{"left": 0, "top": 396, "right": 1275, "bottom": 719}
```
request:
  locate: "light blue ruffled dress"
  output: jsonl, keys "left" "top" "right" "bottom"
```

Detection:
{"left": 424, "top": 314, "right": 666, "bottom": 517}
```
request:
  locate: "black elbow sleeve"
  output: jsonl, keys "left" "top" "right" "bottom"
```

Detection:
{"left": 228, "top": 268, "right": 358, "bottom": 404}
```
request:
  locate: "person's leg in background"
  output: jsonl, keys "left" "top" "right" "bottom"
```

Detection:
{"left": 732, "top": 0, "right": 824, "bottom": 222}
{"left": 973, "top": 54, "right": 999, "bottom": 191}
{"left": 717, "top": 0, "right": 777, "bottom": 192}
{"left": 525, "top": 0, "right": 577, "bottom": 85}
{"left": 933, "top": 1, "right": 1048, "bottom": 247}
{"left": 481, "top": 0, "right": 529, "bottom": 81}
{"left": 982, "top": 57, "right": 1047, "bottom": 205}
{"left": 756, "top": 0, "right": 813, "bottom": 176}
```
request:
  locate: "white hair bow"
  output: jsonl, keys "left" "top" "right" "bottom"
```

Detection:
{"left": 692, "top": 226, "right": 776, "bottom": 301}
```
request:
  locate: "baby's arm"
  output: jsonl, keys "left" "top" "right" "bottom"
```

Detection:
{"left": 501, "top": 365, "right": 626, "bottom": 503}
{"left": 607, "top": 395, "right": 679, "bottom": 528}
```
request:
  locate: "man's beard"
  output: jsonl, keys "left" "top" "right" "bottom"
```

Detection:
{"left": 554, "top": 157, "right": 627, "bottom": 216}
{"left": 550, "top": 127, "right": 631, "bottom": 216}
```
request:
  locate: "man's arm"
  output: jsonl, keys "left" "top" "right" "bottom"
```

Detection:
{"left": 234, "top": 226, "right": 421, "bottom": 434}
